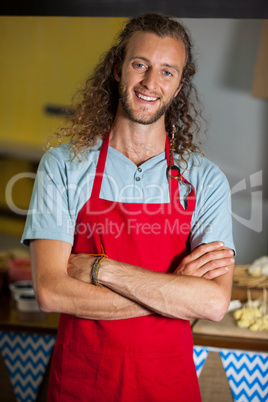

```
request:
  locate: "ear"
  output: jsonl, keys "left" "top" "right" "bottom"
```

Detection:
{"left": 174, "top": 79, "right": 185, "bottom": 98}
{"left": 113, "top": 65, "right": 120, "bottom": 83}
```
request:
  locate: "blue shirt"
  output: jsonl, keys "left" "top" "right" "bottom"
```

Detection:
{"left": 21, "top": 139, "right": 236, "bottom": 253}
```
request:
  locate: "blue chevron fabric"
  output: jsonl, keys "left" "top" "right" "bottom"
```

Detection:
{"left": 193, "top": 345, "right": 209, "bottom": 377}
{"left": 220, "top": 350, "right": 268, "bottom": 402}
{"left": 0, "top": 331, "right": 56, "bottom": 402}
{"left": 0, "top": 333, "right": 267, "bottom": 402}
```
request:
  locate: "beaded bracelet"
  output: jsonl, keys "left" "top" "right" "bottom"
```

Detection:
{"left": 91, "top": 255, "right": 106, "bottom": 286}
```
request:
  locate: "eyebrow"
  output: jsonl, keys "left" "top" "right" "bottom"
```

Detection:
{"left": 130, "top": 56, "right": 181, "bottom": 74}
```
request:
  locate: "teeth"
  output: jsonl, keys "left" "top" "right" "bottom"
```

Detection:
{"left": 136, "top": 92, "right": 158, "bottom": 101}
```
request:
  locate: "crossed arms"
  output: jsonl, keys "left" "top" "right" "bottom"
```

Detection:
{"left": 30, "top": 239, "right": 235, "bottom": 322}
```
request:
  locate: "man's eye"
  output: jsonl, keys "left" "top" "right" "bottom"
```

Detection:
{"left": 134, "top": 63, "right": 145, "bottom": 69}
{"left": 163, "top": 71, "right": 172, "bottom": 77}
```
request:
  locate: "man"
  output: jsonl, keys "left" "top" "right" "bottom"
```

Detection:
{"left": 22, "top": 13, "right": 235, "bottom": 401}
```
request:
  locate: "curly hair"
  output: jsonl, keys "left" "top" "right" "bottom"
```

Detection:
{"left": 52, "top": 13, "right": 203, "bottom": 165}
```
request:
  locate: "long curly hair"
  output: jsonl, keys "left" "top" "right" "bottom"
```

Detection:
{"left": 52, "top": 13, "right": 203, "bottom": 165}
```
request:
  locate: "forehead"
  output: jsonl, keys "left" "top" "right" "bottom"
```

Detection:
{"left": 124, "top": 31, "right": 186, "bottom": 67}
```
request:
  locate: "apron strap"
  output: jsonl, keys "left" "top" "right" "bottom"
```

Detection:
{"left": 166, "top": 136, "right": 196, "bottom": 211}
{"left": 166, "top": 136, "right": 179, "bottom": 201}
{"left": 91, "top": 132, "right": 195, "bottom": 211}
{"left": 180, "top": 178, "right": 196, "bottom": 211}
{"left": 91, "top": 132, "right": 110, "bottom": 199}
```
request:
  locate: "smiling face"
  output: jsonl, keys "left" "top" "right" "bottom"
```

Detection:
{"left": 114, "top": 31, "right": 186, "bottom": 126}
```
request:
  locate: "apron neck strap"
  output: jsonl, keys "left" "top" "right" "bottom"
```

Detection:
{"left": 91, "top": 132, "right": 110, "bottom": 199}
{"left": 166, "top": 136, "right": 196, "bottom": 210}
{"left": 166, "top": 135, "right": 181, "bottom": 200}
{"left": 91, "top": 132, "right": 194, "bottom": 209}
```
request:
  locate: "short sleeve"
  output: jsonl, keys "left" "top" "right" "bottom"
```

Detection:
{"left": 190, "top": 164, "right": 236, "bottom": 254}
{"left": 21, "top": 150, "right": 75, "bottom": 246}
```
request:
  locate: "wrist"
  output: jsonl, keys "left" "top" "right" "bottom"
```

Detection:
{"left": 97, "top": 258, "right": 115, "bottom": 286}
{"left": 91, "top": 256, "right": 107, "bottom": 286}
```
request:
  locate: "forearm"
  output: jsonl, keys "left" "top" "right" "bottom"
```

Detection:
{"left": 98, "top": 259, "right": 234, "bottom": 321}
{"left": 30, "top": 240, "right": 152, "bottom": 320}
{"left": 40, "top": 275, "right": 152, "bottom": 320}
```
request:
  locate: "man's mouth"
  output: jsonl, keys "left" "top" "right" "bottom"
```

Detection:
{"left": 135, "top": 91, "right": 159, "bottom": 102}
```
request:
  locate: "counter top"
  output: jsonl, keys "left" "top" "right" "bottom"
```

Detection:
{"left": 0, "top": 299, "right": 59, "bottom": 334}
{"left": 192, "top": 313, "right": 268, "bottom": 352}
{"left": 0, "top": 298, "right": 267, "bottom": 352}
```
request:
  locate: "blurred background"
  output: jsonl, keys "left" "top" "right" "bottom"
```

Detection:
{"left": 0, "top": 4, "right": 268, "bottom": 401}
{"left": 0, "top": 8, "right": 267, "bottom": 264}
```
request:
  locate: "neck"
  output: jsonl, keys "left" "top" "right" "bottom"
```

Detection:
{"left": 109, "top": 113, "right": 167, "bottom": 166}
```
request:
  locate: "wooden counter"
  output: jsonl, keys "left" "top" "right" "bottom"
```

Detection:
{"left": 0, "top": 297, "right": 267, "bottom": 402}
{"left": 0, "top": 298, "right": 59, "bottom": 335}
{"left": 192, "top": 312, "right": 268, "bottom": 352}
{"left": 0, "top": 297, "right": 267, "bottom": 352}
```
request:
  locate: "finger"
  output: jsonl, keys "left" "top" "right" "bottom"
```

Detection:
{"left": 182, "top": 251, "right": 234, "bottom": 277}
{"left": 192, "top": 249, "right": 234, "bottom": 270}
{"left": 183, "top": 242, "right": 225, "bottom": 264}
{"left": 197, "top": 256, "right": 234, "bottom": 276}
{"left": 181, "top": 249, "right": 234, "bottom": 276}
{"left": 203, "top": 266, "right": 230, "bottom": 280}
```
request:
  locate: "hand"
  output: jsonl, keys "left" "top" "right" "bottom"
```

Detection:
{"left": 67, "top": 254, "right": 97, "bottom": 284}
{"left": 175, "top": 242, "right": 235, "bottom": 280}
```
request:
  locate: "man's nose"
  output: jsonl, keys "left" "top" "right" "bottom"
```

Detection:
{"left": 141, "top": 68, "right": 158, "bottom": 90}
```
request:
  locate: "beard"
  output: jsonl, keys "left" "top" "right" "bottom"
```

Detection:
{"left": 118, "top": 82, "right": 175, "bottom": 125}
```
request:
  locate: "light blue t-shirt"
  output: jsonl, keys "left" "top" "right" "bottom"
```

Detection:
{"left": 21, "top": 139, "right": 236, "bottom": 253}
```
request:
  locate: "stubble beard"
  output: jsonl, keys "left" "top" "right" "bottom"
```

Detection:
{"left": 119, "top": 83, "right": 175, "bottom": 125}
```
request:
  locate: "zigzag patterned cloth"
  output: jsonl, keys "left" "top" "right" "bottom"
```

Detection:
{"left": 193, "top": 345, "right": 209, "bottom": 377}
{"left": 220, "top": 350, "right": 268, "bottom": 402}
{"left": 0, "top": 331, "right": 56, "bottom": 402}
{"left": 0, "top": 332, "right": 267, "bottom": 402}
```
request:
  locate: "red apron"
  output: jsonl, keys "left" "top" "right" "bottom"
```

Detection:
{"left": 48, "top": 133, "right": 201, "bottom": 402}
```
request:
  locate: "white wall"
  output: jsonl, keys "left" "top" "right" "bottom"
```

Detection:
{"left": 182, "top": 19, "right": 268, "bottom": 264}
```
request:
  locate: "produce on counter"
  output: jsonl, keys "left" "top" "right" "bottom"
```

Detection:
{"left": 233, "top": 264, "right": 268, "bottom": 289}
{"left": 233, "top": 289, "right": 268, "bottom": 331}
{"left": 248, "top": 256, "right": 268, "bottom": 277}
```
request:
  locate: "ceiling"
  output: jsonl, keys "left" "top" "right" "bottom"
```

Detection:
{"left": 1, "top": 0, "right": 268, "bottom": 18}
